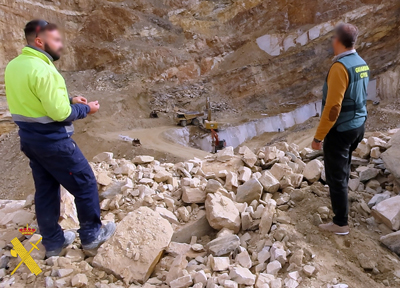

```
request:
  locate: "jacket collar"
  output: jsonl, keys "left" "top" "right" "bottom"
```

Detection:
{"left": 22, "top": 46, "right": 54, "bottom": 64}
{"left": 333, "top": 49, "right": 357, "bottom": 62}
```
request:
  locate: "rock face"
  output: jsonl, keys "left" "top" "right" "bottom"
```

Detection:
{"left": 371, "top": 196, "right": 400, "bottom": 230}
{"left": 93, "top": 207, "right": 173, "bottom": 284}
{"left": 205, "top": 193, "right": 241, "bottom": 233}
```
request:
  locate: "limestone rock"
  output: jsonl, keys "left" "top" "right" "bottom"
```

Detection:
{"left": 205, "top": 193, "right": 241, "bottom": 233}
{"left": 382, "top": 133, "right": 400, "bottom": 183}
{"left": 236, "top": 178, "right": 263, "bottom": 204}
{"left": 155, "top": 207, "right": 179, "bottom": 224}
{"left": 348, "top": 178, "right": 360, "bottom": 192}
{"left": 217, "top": 147, "right": 234, "bottom": 162}
{"left": 370, "top": 147, "right": 381, "bottom": 159}
{"left": 206, "top": 234, "right": 240, "bottom": 256}
{"left": 236, "top": 250, "right": 252, "bottom": 269}
{"left": 93, "top": 152, "right": 113, "bottom": 163}
{"left": 172, "top": 210, "right": 214, "bottom": 243}
{"left": 356, "top": 139, "right": 371, "bottom": 159}
{"left": 210, "top": 256, "right": 230, "bottom": 271}
{"left": 259, "top": 199, "right": 277, "bottom": 236}
{"left": 71, "top": 274, "right": 88, "bottom": 287}
{"left": 259, "top": 171, "right": 280, "bottom": 193}
{"left": 359, "top": 167, "right": 380, "bottom": 182}
{"left": 242, "top": 148, "right": 258, "bottom": 168}
{"left": 380, "top": 230, "right": 400, "bottom": 254}
{"left": 182, "top": 187, "right": 206, "bottom": 204}
{"left": 303, "top": 159, "right": 323, "bottom": 183}
{"left": 170, "top": 275, "right": 193, "bottom": 288}
{"left": 205, "top": 179, "right": 224, "bottom": 193}
{"left": 154, "top": 170, "right": 172, "bottom": 183}
{"left": 267, "top": 260, "right": 282, "bottom": 275}
{"left": 238, "top": 167, "right": 252, "bottom": 182}
{"left": 368, "top": 191, "right": 391, "bottom": 208}
{"left": 371, "top": 196, "right": 400, "bottom": 230}
{"left": 229, "top": 266, "right": 256, "bottom": 285}
{"left": 97, "top": 172, "right": 112, "bottom": 186}
{"left": 225, "top": 171, "right": 239, "bottom": 190}
{"left": 368, "top": 137, "right": 387, "bottom": 148}
{"left": 93, "top": 207, "right": 173, "bottom": 284}
{"left": 270, "top": 163, "right": 292, "bottom": 181}
{"left": 60, "top": 187, "right": 79, "bottom": 229}
{"left": 303, "top": 265, "right": 316, "bottom": 277}
{"left": 133, "top": 155, "right": 154, "bottom": 164}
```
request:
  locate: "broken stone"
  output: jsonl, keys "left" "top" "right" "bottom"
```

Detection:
{"left": 359, "top": 167, "right": 380, "bottom": 182}
{"left": 236, "top": 178, "right": 263, "bottom": 204}
{"left": 217, "top": 147, "right": 235, "bottom": 162}
{"left": 348, "top": 178, "right": 360, "bottom": 192}
{"left": 236, "top": 250, "right": 252, "bottom": 269}
{"left": 133, "top": 155, "right": 154, "bottom": 164}
{"left": 65, "top": 249, "right": 85, "bottom": 262}
{"left": 93, "top": 207, "right": 173, "bottom": 284}
{"left": 154, "top": 170, "right": 172, "bottom": 183}
{"left": 97, "top": 172, "right": 112, "bottom": 186}
{"left": 371, "top": 196, "right": 400, "bottom": 230}
{"left": 206, "top": 234, "right": 240, "bottom": 256}
{"left": 303, "top": 159, "right": 323, "bottom": 183}
{"left": 259, "top": 171, "right": 280, "bottom": 193}
{"left": 270, "top": 163, "right": 292, "bottom": 181}
{"left": 56, "top": 268, "right": 74, "bottom": 278}
{"left": 357, "top": 253, "right": 375, "bottom": 270}
{"left": 155, "top": 207, "right": 179, "bottom": 224}
{"left": 380, "top": 230, "right": 400, "bottom": 254}
{"left": 370, "top": 147, "right": 381, "bottom": 159}
{"left": 238, "top": 167, "right": 252, "bottom": 182}
{"left": 356, "top": 139, "right": 371, "bottom": 158}
{"left": 170, "top": 275, "right": 193, "bottom": 288}
{"left": 368, "top": 191, "right": 391, "bottom": 208}
{"left": 267, "top": 260, "right": 282, "bottom": 275}
{"left": 194, "top": 270, "right": 207, "bottom": 286}
{"left": 229, "top": 266, "right": 256, "bottom": 285}
{"left": 303, "top": 265, "right": 316, "bottom": 277}
{"left": 205, "top": 193, "right": 241, "bottom": 233}
{"left": 205, "top": 179, "right": 224, "bottom": 193}
{"left": 259, "top": 199, "right": 277, "bottom": 236}
{"left": 210, "top": 256, "right": 230, "bottom": 271}
{"left": 71, "top": 274, "right": 88, "bottom": 287}
{"left": 23, "top": 234, "right": 45, "bottom": 260}
{"left": 368, "top": 137, "right": 387, "bottom": 148}
{"left": 243, "top": 148, "right": 258, "bottom": 168}
{"left": 225, "top": 171, "right": 239, "bottom": 190}
{"left": 93, "top": 152, "right": 113, "bottom": 163}
{"left": 182, "top": 187, "right": 206, "bottom": 204}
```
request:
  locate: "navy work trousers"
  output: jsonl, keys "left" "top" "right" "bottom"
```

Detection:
{"left": 21, "top": 138, "right": 102, "bottom": 251}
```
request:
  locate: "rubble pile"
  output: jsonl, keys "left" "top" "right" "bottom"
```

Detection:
{"left": 1, "top": 130, "right": 400, "bottom": 287}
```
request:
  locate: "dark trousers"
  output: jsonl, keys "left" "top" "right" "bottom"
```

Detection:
{"left": 21, "top": 138, "right": 102, "bottom": 251}
{"left": 323, "top": 124, "right": 365, "bottom": 227}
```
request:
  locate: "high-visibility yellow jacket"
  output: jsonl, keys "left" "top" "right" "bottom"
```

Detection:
{"left": 5, "top": 46, "right": 89, "bottom": 143}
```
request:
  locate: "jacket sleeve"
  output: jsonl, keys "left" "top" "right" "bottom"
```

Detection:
{"left": 35, "top": 71, "right": 89, "bottom": 122}
{"left": 314, "top": 62, "right": 349, "bottom": 141}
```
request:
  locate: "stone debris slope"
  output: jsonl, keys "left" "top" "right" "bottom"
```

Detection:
{"left": 1, "top": 130, "right": 400, "bottom": 287}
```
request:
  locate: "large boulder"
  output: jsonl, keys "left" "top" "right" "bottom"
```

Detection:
{"left": 371, "top": 196, "right": 400, "bottom": 230}
{"left": 380, "top": 231, "right": 400, "bottom": 254}
{"left": 303, "top": 159, "right": 323, "bottom": 183}
{"left": 236, "top": 178, "right": 263, "bottom": 204}
{"left": 216, "top": 147, "right": 235, "bottom": 162}
{"left": 205, "top": 193, "right": 241, "bottom": 233}
{"left": 93, "top": 207, "right": 173, "bottom": 284}
{"left": 382, "top": 131, "right": 400, "bottom": 184}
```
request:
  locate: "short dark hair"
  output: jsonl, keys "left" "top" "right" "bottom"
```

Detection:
{"left": 334, "top": 23, "right": 359, "bottom": 48}
{"left": 24, "top": 20, "right": 58, "bottom": 44}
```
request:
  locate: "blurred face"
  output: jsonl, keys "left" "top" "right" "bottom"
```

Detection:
{"left": 35, "top": 29, "right": 63, "bottom": 61}
{"left": 331, "top": 33, "right": 344, "bottom": 56}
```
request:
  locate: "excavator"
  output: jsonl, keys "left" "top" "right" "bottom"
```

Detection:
{"left": 204, "top": 97, "right": 226, "bottom": 153}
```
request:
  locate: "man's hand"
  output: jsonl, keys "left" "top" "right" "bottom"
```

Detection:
{"left": 72, "top": 96, "right": 88, "bottom": 105}
{"left": 88, "top": 101, "right": 100, "bottom": 114}
{"left": 312, "top": 138, "right": 323, "bottom": 150}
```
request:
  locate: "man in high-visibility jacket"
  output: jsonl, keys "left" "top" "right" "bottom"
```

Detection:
{"left": 312, "top": 23, "right": 369, "bottom": 235}
{"left": 5, "top": 20, "right": 115, "bottom": 257}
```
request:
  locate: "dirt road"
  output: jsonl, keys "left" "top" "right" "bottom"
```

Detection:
{"left": 99, "top": 126, "right": 210, "bottom": 160}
